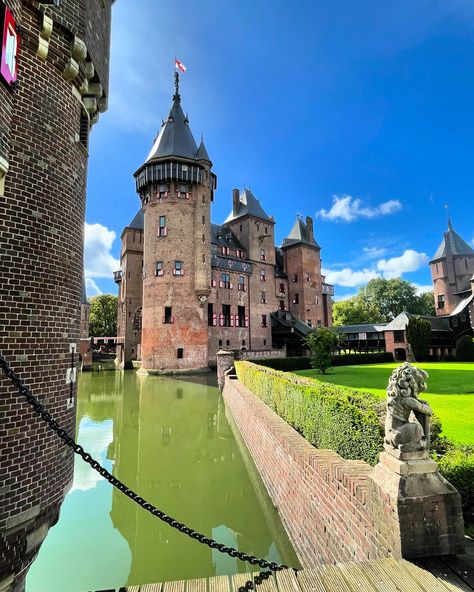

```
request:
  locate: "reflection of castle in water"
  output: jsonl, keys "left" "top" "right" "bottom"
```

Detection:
{"left": 106, "top": 372, "right": 295, "bottom": 585}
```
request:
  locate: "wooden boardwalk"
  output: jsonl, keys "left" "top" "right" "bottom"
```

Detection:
{"left": 94, "top": 555, "right": 474, "bottom": 592}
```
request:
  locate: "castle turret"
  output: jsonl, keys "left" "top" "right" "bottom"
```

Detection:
{"left": 430, "top": 218, "right": 474, "bottom": 315}
{"left": 133, "top": 73, "right": 217, "bottom": 373}
{"left": 281, "top": 216, "right": 333, "bottom": 327}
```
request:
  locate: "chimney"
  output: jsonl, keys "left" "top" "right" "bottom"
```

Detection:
{"left": 232, "top": 189, "right": 240, "bottom": 216}
{"left": 306, "top": 216, "right": 314, "bottom": 240}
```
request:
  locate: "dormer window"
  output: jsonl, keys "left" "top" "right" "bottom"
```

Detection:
{"left": 178, "top": 183, "right": 189, "bottom": 199}
{"left": 159, "top": 184, "right": 168, "bottom": 199}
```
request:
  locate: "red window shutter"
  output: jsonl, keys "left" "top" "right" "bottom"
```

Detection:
{"left": 230, "top": 315, "right": 235, "bottom": 327}
{"left": 219, "top": 314, "right": 224, "bottom": 327}
{"left": 245, "top": 316, "right": 249, "bottom": 328}
{"left": 213, "top": 314, "right": 217, "bottom": 326}
{"left": 164, "top": 227, "right": 168, "bottom": 236}
{"left": 219, "top": 281, "right": 223, "bottom": 288}
{"left": 235, "top": 317, "right": 239, "bottom": 327}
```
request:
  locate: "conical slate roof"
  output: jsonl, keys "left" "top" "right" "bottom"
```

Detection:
{"left": 127, "top": 209, "right": 144, "bottom": 230}
{"left": 431, "top": 219, "right": 474, "bottom": 261}
{"left": 224, "top": 189, "right": 272, "bottom": 223}
{"left": 196, "top": 139, "right": 211, "bottom": 163}
{"left": 282, "top": 217, "right": 319, "bottom": 248}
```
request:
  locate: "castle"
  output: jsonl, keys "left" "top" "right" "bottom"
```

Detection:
{"left": 115, "top": 74, "right": 333, "bottom": 373}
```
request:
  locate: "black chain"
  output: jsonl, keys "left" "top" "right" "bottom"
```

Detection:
{"left": 0, "top": 354, "right": 290, "bottom": 592}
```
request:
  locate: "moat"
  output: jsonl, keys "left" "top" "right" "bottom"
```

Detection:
{"left": 26, "top": 369, "right": 298, "bottom": 592}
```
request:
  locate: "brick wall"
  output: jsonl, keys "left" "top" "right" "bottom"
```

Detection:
{"left": 0, "top": 1, "right": 111, "bottom": 588}
{"left": 222, "top": 377, "right": 390, "bottom": 567}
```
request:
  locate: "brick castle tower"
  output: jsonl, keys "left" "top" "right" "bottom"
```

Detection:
{"left": 133, "top": 73, "right": 217, "bottom": 373}
{"left": 430, "top": 218, "right": 474, "bottom": 315}
{"left": 0, "top": 1, "right": 112, "bottom": 590}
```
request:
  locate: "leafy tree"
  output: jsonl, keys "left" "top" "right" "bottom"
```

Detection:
{"left": 305, "top": 327, "right": 339, "bottom": 374}
{"left": 89, "top": 294, "right": 118, "bottom": 337}
{"left": 333, "top": 297, "right": 384, "bottom": 326}
{"left": 456, "top": 335, "right": 474, "bottom": 361}
{"left": 417, "top": 291, "right": 436, "bottom": 316}
{"left": 406, "top": 316, "right": 432, "bottom": 361}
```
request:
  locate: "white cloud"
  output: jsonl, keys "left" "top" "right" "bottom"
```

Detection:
{"left": 322, "top": 266, "right": 379, "bottom": 288}
{"left": 85, "top": 277, "right": 103, "bottom": 297}
{"left": 323, "top": 249, "right": 429, "bottom": 288}
{"left": 376, "top": 249, "right": 429, "bottom": 279}
{"left": 413, "top": 284, "right": 434, "bottom": 295}
{"left": 317, "top": 195, "right": 402, "bottom": 222}
{"left": 84, "top": 222, "right": 120, "bottom": 280}
{"left": 363, "top": 246, "right": 387, "bottom": 259}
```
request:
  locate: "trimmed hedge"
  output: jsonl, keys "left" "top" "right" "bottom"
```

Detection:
{"left": 255, "top": 352, "right": 393, "bottom": 372}
{"left": 331, "top": 352, "right": 394, "bottom": 366}
{"left": 437, "top": 446, "right": 474, "bottom": 529}
{"left": 456, "top": 335, "right": 474, "bottom": 362}
{"left": 235, "top": 361, "right": 383, "bottom": 465}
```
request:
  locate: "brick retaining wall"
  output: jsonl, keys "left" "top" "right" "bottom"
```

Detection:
{"left": 222, "top": 376, "right": 391, "bottom": 567}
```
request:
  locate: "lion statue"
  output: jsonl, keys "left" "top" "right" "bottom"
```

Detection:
{"left": 385, "top": 362, "right": 432, "bottom": 453}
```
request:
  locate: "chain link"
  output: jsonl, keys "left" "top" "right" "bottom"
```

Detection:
{"left": 0, "top": 354, "right": 291, "bottom": 592}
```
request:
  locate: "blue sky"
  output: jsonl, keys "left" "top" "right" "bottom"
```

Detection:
{"left": 84, "top": 0, "right": 474, "bottom": 299}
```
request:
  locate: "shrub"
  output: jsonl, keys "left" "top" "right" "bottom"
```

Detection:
{"left": 331, "top": 352, "right": 394, "bottom": 366}
{"left": 235, "top": 361, "right": 383, "bottom": 464}
{"left": 406, "top": 316, "right": 432, "bottom": 360}
{"left": 305, "top": 327, "right": 339, "bottom": 374}
{"left": 456, "top": 335, "right": 474, "bottom": 362}
{"left": 256, "top": 357, "right": 311, "bottom": 371}
{"left": 438, "top": 445, "right": 474, "bottom": 529}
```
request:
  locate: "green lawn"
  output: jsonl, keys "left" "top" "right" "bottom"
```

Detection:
{"left": 295, "top": 363, "right": 474, "bottom": 445}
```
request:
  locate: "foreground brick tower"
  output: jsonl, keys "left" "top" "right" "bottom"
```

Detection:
{"left": 133, "top": 73, "right": 217, "bottom": 373}
{"left": 0, "top": 1, "right": 112, "bottom": 590}
{"left": 430, "top": 218, "right": 474, "bottom": 315}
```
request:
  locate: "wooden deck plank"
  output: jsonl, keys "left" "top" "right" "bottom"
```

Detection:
{"left": 358, "top": 561, "right": 401, "bottom": 592}
{"left": 420, "top": 558, "right": 473, "bottom": 592}
{"left": 320, "top": 564, "right": 357, "bottom": 592}
{"left": 257, "top": 573, "right": 279, "bottom": 592}
{"left": 399, "top": 560, "right": 453, "bottom": 592}
{"left": 439, "top": 556, "right": 474, "bottom": 590}
{"left": 163, "top": 581, "right": 186, "bottom": 592}
{"left": 186, "top": 578, "right": 207, "bottom": 592}
{"left": 296, "top": 568, "right": 328, "bottom": 592}
{"left": 276, "top": 569, "right": 303, "bottom": 592}
{"left": 141, "top": 584, "right": 163, "bottom": 592}
{"left": 336, "top": 561, "right": 379, "bottom": 592}
{"left": 124, "top": 587, "right": 140, "bottom": 592}
{"left": 231, "top": 573, "right": 253, "bottom": 592}
{"left": 377, "top": 558, "right": 426, "bottom": 592}
{"left": 208, "top": 575, "right": 231, "bottom": 592}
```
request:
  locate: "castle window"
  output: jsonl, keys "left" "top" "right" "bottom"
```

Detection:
{"left": 155, "top": 261, "right": 164, "bottom": 276}
{"left": 238, "top": 275, "right": 246, "bottom": 291}
{"left": 178, "top": 183, "right": 189, "bottom": 199}
{"left": 208, "top": 303, "right": 216, "bottom": 326}
{"left": 317, "top": 320, "right": 322, "bottom": 327}
{"left": 306, "top": 274, "right": 310, "bottom": 282}
{"left": 279, "top": 283, "right": 286, "bottom": 294}
{"left": 465, "top": 259, "right": 468, "bottom": 269}
{"left": 163, "top": 307, "right": 173, "bottom": 324}
{"left": 265, "top": 226, "right": 268, "bottom": 234}
{"left": 237, "top": 249, "right": 246, "bottom": 259}
{"left": 293, "top": 273, "right": 298, "bottom": 282}
{"left": 221, "top": 246, "right": 230, "bottom": 255}
{"left": 256, "top": 223, "right": 260, "bottom": 231}
{"left": 393, "top": 330, "right": 405, "bottom": 343}
{"left": 202, "top": 195, "right": 205, "bottom": 204}
{"left": 293, "top": 293, "right": 299, "bottom": 304}
{"left": 218, "top": 339, "right": 223, "bottom": 346}
{"left": 279, "top": 300, "right": 285, "bottom": 311}
{"left": 241, "top": 340, "right": 246, "bottom": 347}
{"left": 202, "top": 215, "right": 205, "bottom": 225}
{"left": 437, "top": 294, "right": 445, "bottom": 309}
{"left": 238, "top": 306, "right": 246, "bottom": 327}
{"left": 159, "top": 216, "right": 167, "bottom": 237}
{"left": 261, "top": 314, "right": 267, "bottom": 328}
{"left": 159, "top": 184, "right": 167, "bottom": 199}
{"left": 315, "top": 295, "right": 319, "bottom": 304}
{"left": 260, "top": 249, "right": 266, "bottom": 261}
{"left": 261, "top": 291, "right": 266, "bottom": 304}
{"left": 239, "top": 224, "right": 243, "bottom": 232}
{"left": 263, "top": 339, "right": 267, "bottom": 346}
{"left": 177, "top": 348, "right": 184, "bottom": 359}
{"left": 173, "top": 260, "right": 184, "bottom": 276}
{"left": 260, "top": 269, "right": 266, "bottom": 281}
{"left": 222, "top": 304, "right": 231, "bottom": 327}
{"left": 220, "top": 272, "right": 231, "bottom": 289}
{"left": 307, "top": 320, "right": 312, "bottom": 327}
{"left": 226, "top": 340, "right": 230, "bottom": 347}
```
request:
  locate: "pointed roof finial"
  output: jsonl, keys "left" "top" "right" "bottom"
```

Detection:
{"left": 173, "top": 71, "right": 181, "bottom": 103}
{"left": 444, "top": 204, "right": 452, "bottom": 230}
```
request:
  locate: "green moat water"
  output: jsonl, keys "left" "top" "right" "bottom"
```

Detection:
{"left": 26, "top": 370, "right": 298, "bottom": 592}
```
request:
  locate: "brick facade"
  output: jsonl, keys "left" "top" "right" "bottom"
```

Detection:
{"left": 0, "top": 1, "right": 112, "bottom": 589}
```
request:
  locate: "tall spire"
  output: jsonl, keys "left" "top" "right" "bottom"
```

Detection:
{"left": 173, "top": 71, "right": 181, "bottom": 103}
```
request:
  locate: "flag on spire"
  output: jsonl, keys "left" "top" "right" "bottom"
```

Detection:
{"left": 175, "top": 58, "right": 187, "bottom": 72}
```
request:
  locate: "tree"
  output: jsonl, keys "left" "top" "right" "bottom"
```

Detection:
{"left": 333, "top": 297, "right": 384, "bottom": 326}
{"left": 305, "top": 327, "right": 338, "bottom": 374}
{"left": 89, "top": 294, "right": 118, "bottom": 337}
{"left": 406, "top": 316, "right": 432, "bottom": 361}
{"left": 456, "top": 335, "right": 474, "bottom": 361}
{"left": 416, "top": 291, "right": 436, "bottom": 316}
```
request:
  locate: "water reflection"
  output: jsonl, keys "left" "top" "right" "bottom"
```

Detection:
{"left": 26, "top": 371, "right": 298, "bottom": 592}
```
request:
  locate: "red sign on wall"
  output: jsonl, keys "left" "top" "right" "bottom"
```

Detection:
{"left": 1, "top": 4, "right": 19, "bottom": 88}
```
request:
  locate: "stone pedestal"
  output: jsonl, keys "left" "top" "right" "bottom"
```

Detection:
{"left": 367, "top": 446, "right": 465, "bottom": 558}
{"left": 216, "top": 349, "right": 235, "bottom": 392}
